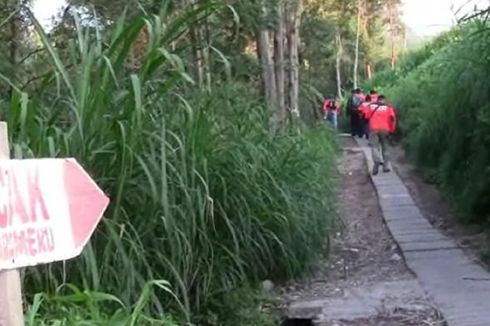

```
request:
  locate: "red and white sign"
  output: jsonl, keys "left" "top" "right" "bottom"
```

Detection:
{"left": 0, "top": 158, "right": 109, "bottom": 270}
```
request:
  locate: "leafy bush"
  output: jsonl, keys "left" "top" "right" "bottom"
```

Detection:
{"left": 373, "top": 22, "right": 490, "bottom": 223}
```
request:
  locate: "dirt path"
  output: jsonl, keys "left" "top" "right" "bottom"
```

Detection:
{"left": 280, "top": 138, "right": 444, "bottom": 325}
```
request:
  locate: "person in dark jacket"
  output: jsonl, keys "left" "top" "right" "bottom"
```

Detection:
{"left": 347, "top": 88, "right": 365, "bottom": 137}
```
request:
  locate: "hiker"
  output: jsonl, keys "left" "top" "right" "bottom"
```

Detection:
{"left": 347, "top": 88, "right": 365, "bottom": 137}
{"left": 361, "top": 95, "right": 396, "bottom": 175}
{"left": 369, "top": 89, "right": 379, "bottom": 103}
{"left": 358, "top": 95, "right": 372, "bottom": 140}
{"left": 323, "top": 96, "right": 341, "bottom": 130}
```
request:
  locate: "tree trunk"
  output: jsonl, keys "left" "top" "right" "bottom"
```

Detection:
{"left": 388, "top": 0, "right": 397, "bottom": 70}
{"left": 274, "top": 0, "right": 286, "bottom": 126}
{"left": 286, "top": 0, "right": 303, "bottom": 119}
{"left": 202, "top": 1, "right": 212, "bottom": 91}
{"left": 189, "top": 32, "right": 204, "bottom": 87}
{"left": 186, "top": 0, "right": 204, "bottom": 87}
{"left": 353, "top": 0, "right": 361, "bottom": 89}
{"left": 258, "top": 30, "right": 278, "bottom": 117}
{"left": 335, "top": 30, "right": 342, "bottom": 99}
{"left": 366, "top": 63, "right": 372, "bottom": 79}
{"left": 8, "top": 1, "right": 18, "bottom": 99}
{"left": 9, "top": 16, "right": 17, "bottom": 69}
{"left": 257, "top": 0, "right": 278, "bottom": 128}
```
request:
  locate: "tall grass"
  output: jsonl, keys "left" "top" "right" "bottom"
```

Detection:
{"left": 25, "top": 282, "right": 179, "bottom": 326}
{"left": 3, "top": 3, "right": 337, "bottom": 323}
{"left": 371, "top": 21, "right": 490, "bottom": 223}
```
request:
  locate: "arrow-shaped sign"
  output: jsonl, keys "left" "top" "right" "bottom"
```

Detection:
{"left": 0, "top": 158, "right": 109, "bottom": 270}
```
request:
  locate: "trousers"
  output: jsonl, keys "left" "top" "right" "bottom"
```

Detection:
{"left": 369, "top": 131, "right": 390, "bottom": 166}
{"left": 326, "top": 111, "right": 338, "bottom": 130}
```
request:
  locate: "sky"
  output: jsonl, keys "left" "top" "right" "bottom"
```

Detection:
{"left": 403, "top": 0, "right": 489, "bottom": 36}
{"left": 32, "top": 0, "right": 66, "bottom": 29}
{"left": 33, "top": 0, "right": 490, "bottom": 36}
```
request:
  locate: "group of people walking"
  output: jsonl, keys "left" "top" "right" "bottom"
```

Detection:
{"left": 322, "top": 88, "right": 397, "bottom": 175}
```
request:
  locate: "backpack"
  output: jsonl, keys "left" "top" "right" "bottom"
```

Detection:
{"left": 352, "top": 95, "right": 362, "bottom": 109}
{"left": 348, "top": 95, "right": 362, "bottom": 116}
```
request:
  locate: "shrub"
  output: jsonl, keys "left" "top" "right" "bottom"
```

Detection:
{"left": 374, "top": 22, "right": 490, "bottom": 223}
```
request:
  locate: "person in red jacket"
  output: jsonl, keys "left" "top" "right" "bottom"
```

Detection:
{"left": 369, "top": 89, "right": 379, "bottom": 103}
{"left": 361, "top": 95, "right": 396, "bottom": 175}
{"left": 323, "top": 96, "right": 341, "bottom": 130}
{"left": 358, "top": 95, "right": 372, "bottom": 139}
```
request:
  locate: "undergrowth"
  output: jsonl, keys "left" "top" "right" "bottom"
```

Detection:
{"left": 368, "top": 21, "right": 490, "bottom": 225}
{"left": 2, "top": 5, "right": 337, "bottom": 324}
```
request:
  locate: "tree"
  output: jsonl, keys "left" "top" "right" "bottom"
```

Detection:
{"left": 286, "top": 0, "right": 303, "bottom": 119}
{"left": 184, "top": 0, "right": 209, "bottom": 89}
{"left": 0, "top": 0, "right": 34, "bottom": 97}
{"left": 274, "top": 0, "right": 286, "bottom": 124}
{"left": 353, "top": 0, "right": 361, "bottom": 88}
{"left": 387, "top": 0, "right": 396, "bottom": 69}
{"left": 65, "top": 0, "right": 160, "bottom": 21}
{"left": 257, "top": 0, "right": 279, "bottom": 128}
{"left": 335, "top": 30, "right": 343, "bottom": 98}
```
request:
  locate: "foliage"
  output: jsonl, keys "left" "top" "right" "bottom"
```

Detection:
{"left": 1, "top": 3, "right": 337, "bottom": 324}
{"left": 364, "top": 27, "right": 462, "bottom": 92}
{"left": 300, "top": 0, "right": 404, "bottom": 120}
{"left": 25, "top": 282, "right": 180, "bottom": 326}
{"left": 200, "top": 286, "right": 279, "bottom": 326}
{"left": 371, "top": 21, "right": 490, "bottom": 224}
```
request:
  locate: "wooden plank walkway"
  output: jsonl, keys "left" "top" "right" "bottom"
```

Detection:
{"left": 355, "top": 137, "right": 490, "bottom": 326}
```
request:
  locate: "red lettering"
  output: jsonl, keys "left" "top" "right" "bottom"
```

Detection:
{"left": 0, "top": 203, "right": 6, "bottom": 228}
{"left": 27, "top": 170, "right": 49, "bottom": 222}
{"left": 0, "top": 226, "right": 56, "bottom": 263}
{"left": 27, "top": 227, "right": 36, "bottom": 256}
{"left": 13, "top": 230, "right": 27, "bottom": 256}
{"left": 9, "top": 174, "right": 29, "bottom": 225}
{"left": 1, "top": 168, "right": 51, "bottom": 228}
{"left": 37, "top": 227, "right": 55, "bottom": 253}
{"left": 0, "top": 168, "right": 8, "bottom": 228}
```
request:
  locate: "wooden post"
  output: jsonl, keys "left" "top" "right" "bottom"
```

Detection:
{"left": 0, "top": 122, "right": 24, "bottom": 326}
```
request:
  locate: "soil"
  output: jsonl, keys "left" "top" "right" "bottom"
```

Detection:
{"left": 390, "top": 145, "right": 489, "bottom": 268}
{"left": 278, "top": 137, "right": 445, "bottom": 325}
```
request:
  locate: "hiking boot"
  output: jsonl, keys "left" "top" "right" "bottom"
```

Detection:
{"left": 372, "top": 163, "right": 379, "bottom": 176}
{"left": 383, "top": 166, "right": 391, "bottom": 173}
